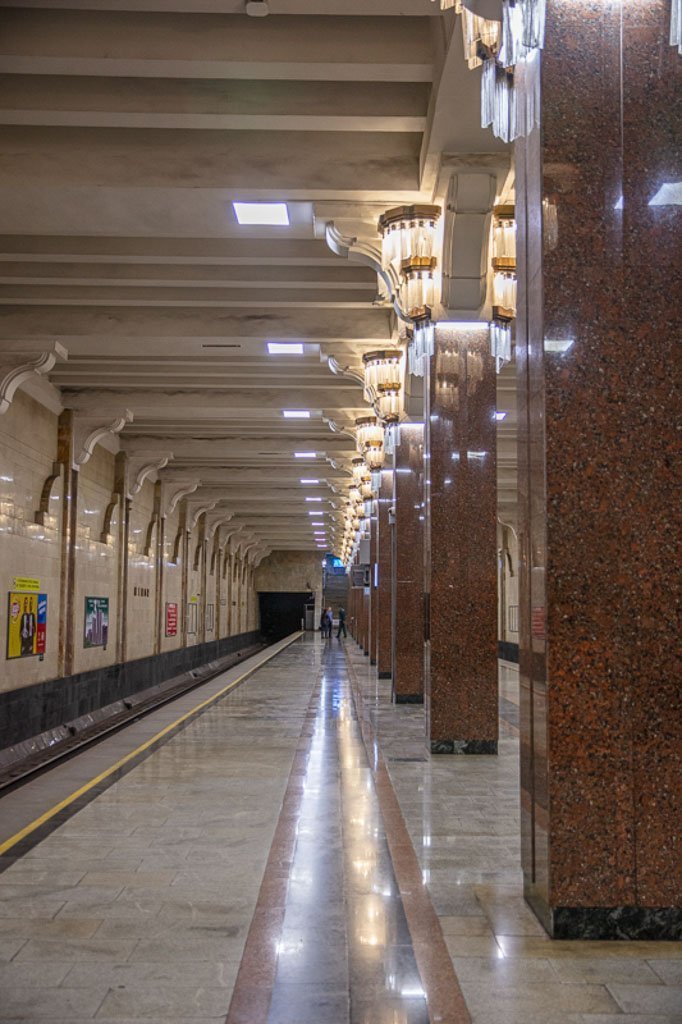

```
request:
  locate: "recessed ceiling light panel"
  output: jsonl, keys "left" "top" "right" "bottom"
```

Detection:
{"left": 268, "top": 342, "right": 303, "bottom": 355}
{"left": 233, "top": 201, "right": 289, "bottom": 226}
{"left": 283, "top": 410, "right": 310, "bottom": 419}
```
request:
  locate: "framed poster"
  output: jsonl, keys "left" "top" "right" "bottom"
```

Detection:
{"left": 84, "top": 596, "right": 109, "bottom": 649}
{"left": 7, "top": 591, "right": 47, "bottom": 660}
{"left": 165, "top": 602, "right": 178, "bottom": 637}
{"left": 187, "top": 601, "right": 198, "bottom": 635}
{"left": 206, "top": 603, "right": 215, "bottom": 632}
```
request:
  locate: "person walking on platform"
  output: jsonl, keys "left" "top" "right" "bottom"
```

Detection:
{"left": 319, "top": 607, "right": 329, "bottom": 638}
{"left": 336, "top": 606, "right": 347, "bottom": 639}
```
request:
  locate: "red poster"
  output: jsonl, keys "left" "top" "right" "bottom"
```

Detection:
{"left": 165, "top": 602, "right": 178, "bottom": 637}
{"left": 531, "top": 606, "right": 545, "bottom": 639}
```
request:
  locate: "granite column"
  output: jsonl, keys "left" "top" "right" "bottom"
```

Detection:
{"left": 376, "top": 469, "right": 393, "bottom": 679}
{"left": 391, "top": 424, "right": 424, "bottom": 703}
{"left": 424, "top": 324, "right": 498, "bottom": 755}
{"left": 515, "top": 0, "right": 681, "bottom": 938}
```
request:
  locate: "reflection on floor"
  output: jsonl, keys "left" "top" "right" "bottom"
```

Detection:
{"left": 0, "top": 637, "right": 679, "bottom": 1024}
{"left": 346, "top": 644, "right": 682, "bottom": 1024}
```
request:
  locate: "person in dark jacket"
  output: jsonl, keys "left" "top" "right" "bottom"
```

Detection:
{"left": 319, "top": 608, "right": 329, "bottom": 637}
{"left": 336, "top": 606, "right": 347, "bottom": 639}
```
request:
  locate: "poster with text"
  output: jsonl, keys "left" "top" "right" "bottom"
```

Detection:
{"left": 84, "top": 596, "right": 109, "bottom": 648}
{"left": 7, "top": 591, "right": 47, "bottom": 659}
{"left": 165, "top": 602, "right": 178, "bottom": 637}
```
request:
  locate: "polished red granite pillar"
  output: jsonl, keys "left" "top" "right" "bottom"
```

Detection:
{"left": 391, "top": 424, "right": 424, "bottom": 703}
{"left": 516, "top": 0, "right": 681, "bottom": 939}
{"left": 376, "top": 469, "right": 393, "bottom": 679}
{"left": 369, "top": 510, "right": 378, "bottom": 664}
{"left": 424, "top": 324, "right": 498, "bottom": 754}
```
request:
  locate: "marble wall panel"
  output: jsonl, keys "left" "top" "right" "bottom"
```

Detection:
{"left": 126, "top": 477, "right": 157, "bottom": 662}
{"left": 73, "top": 446, "right": 119, "bottom": 675}
{"left": 516, "top": 0, "right": 681, "bottom": 936}
{"left": 425, "top": 324, "right": 498, "bottom": 754}
{"left": 0, "top": 392, "right": 62, "bottom": 690}
{"left": 392, "top": 424, "right": 424, "bottom": 702}
{"left": 159, "top": 505, "right": 183, "bottom": 653}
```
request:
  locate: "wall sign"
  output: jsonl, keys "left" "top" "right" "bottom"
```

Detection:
{"left": 84, "top": 596, "right": 109, "bottom": 649}
{"left": 12, "top": 577, "right": 40, "bottom": 592}
{"left": 7, "top": 591, "right": 47, "bottom": 660}
{"left": 165, "top": 602, "right": 178, "bottom": 637}
{"left": 351, "top": 564, "right": 370, "bottom": 588}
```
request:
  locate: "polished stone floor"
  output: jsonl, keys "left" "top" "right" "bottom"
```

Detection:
{"left": 346, "top": 645, "right": 682, "bottom": 1024}
{"left": 0, "top": 637, "right": 680, "bottom": 1024}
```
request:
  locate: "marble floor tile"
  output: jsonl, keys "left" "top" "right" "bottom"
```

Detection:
{"left": 95, "top": 984, "right": 231, "bottom": 1019}
{"left": 606, "top": 985, "right": 682, "bottom": 1016}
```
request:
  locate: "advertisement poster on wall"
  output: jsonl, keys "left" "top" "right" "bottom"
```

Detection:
{"left": 7, "top": 591, "right": 47, "bottom": 660}
{"left": 165, "top": 602, "right": 178, "bottom": 637}
{"left": 84, "top": 596, "right": 109, "bottom": 649}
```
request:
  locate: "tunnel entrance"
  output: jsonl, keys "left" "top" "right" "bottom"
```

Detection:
{"left": 258, "top": 592, "right": 313, "bottom": 641}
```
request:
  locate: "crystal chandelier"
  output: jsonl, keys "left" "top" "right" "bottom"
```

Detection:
{"left": 491, "top": 204, "right": 517, "bottom": 320}
{"left": 355, "top": 415, "right": 384, "bottom": 454}
{"left": 490, "top": 321, "right": 512, "bottom": 373}
{"left": 407, "top": 321, "right": 435, "bottom": 379}
{"left": 400, "top": 258, "right": 437, "bottom": 318}
{"left": 378, "top": 204, "right": 441, "bottom": 318}
{"left": 362, "top": 349, "right": 403, "bottom": 405}
{"left": 375, "top": 383, "right": 402, "bottom": 423}
{"left": 461, "top": 5, "right": 500, "bottom": 69}
{"left": 351, "top": 457, "right": 367, "bottom": 487}
{"left": 673, "top": 0, "right": 682, "bottom": 54}
{"left": 363, "top": 439, "right": 385, "bottom": 472}
{"left": 384, "top": 421, "right": 401, "bottom": 456}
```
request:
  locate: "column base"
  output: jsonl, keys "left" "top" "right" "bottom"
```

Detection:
{"left": 525, "top": 886, "right": 682, "bottom": 940}
{"left": 430, "top": 739, "right": 498, "bottom": 755}
{"left": 394, "top": 693, "right": 424, "bottom": 705}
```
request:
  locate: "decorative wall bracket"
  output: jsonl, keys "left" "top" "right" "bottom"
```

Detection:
{"left": 186, "top": 498, "right": 218, "bottom": 531}
{"left": 34, "top": 461, "right": 64, "bottom": 525}
{"left": 325, "top": 222, "right": 410, "bottom": 323}
{"left": 159, "top": 478, "right": 200, "bottom": 518}
{"left": 0, "top": 342, "right": 68, "bottom": 416}
{"left": 127, "top": 453, "right": 173, "bottom": 498}
{"left": 72, "top": 409, "right": 133, "bottom": 468}
{"left": 204, "top": 510, "right": 234, "bottom": 541}
{"left": 325, "top": 354, "right": 364, "bottom": 387}
{"left": 323, "top": 417, "right": 357, "bottom": 443}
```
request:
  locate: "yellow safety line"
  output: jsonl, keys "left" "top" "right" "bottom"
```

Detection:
{"left": 0, "top": 632, "right": 303, "bottom": 856}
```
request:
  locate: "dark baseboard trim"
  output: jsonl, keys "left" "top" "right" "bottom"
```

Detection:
{"left": 498, "top": 640, "right": 519, "bottom": 663}
{"left": 395, "top": 694, "right": 424, "bottom": 705}
{"left": 0, "top": 631, "right": 262, "bottom": 752}
{"left": 370, "top": 659, "right": 377, "bottom": 666}
{"left": 552, "top": 906, "right": 682, "bottom": 941}
{"left": 430, "top": 739, "right": 498, "bottom": 755}
{"left": 524, "top": 882, "right": 681, "bottom": 940}
{"left": 378, "top": 671, "right": 392, "bottom": 679}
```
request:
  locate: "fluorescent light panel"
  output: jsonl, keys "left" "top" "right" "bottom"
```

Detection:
{"left": 233, "top": 201, "right": 289, "bottom": 226}
{"left": 283, "top": 410, "right": 310, "bottom": 419}
{"left": 294, "top": 452, "right": 316, "bottom": 458}
{"left": 305, "top": 497, "right": 322, "bottom": 502}
{"left": 268, "top": 342, "right": 303, "bottom": 355}
{"left": 300, "top": 478, "right": 319, "bottom": 484}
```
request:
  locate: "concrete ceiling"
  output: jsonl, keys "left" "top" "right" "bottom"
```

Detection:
{"left": 0, "top": 0, "right": 515, "bottom": 553}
